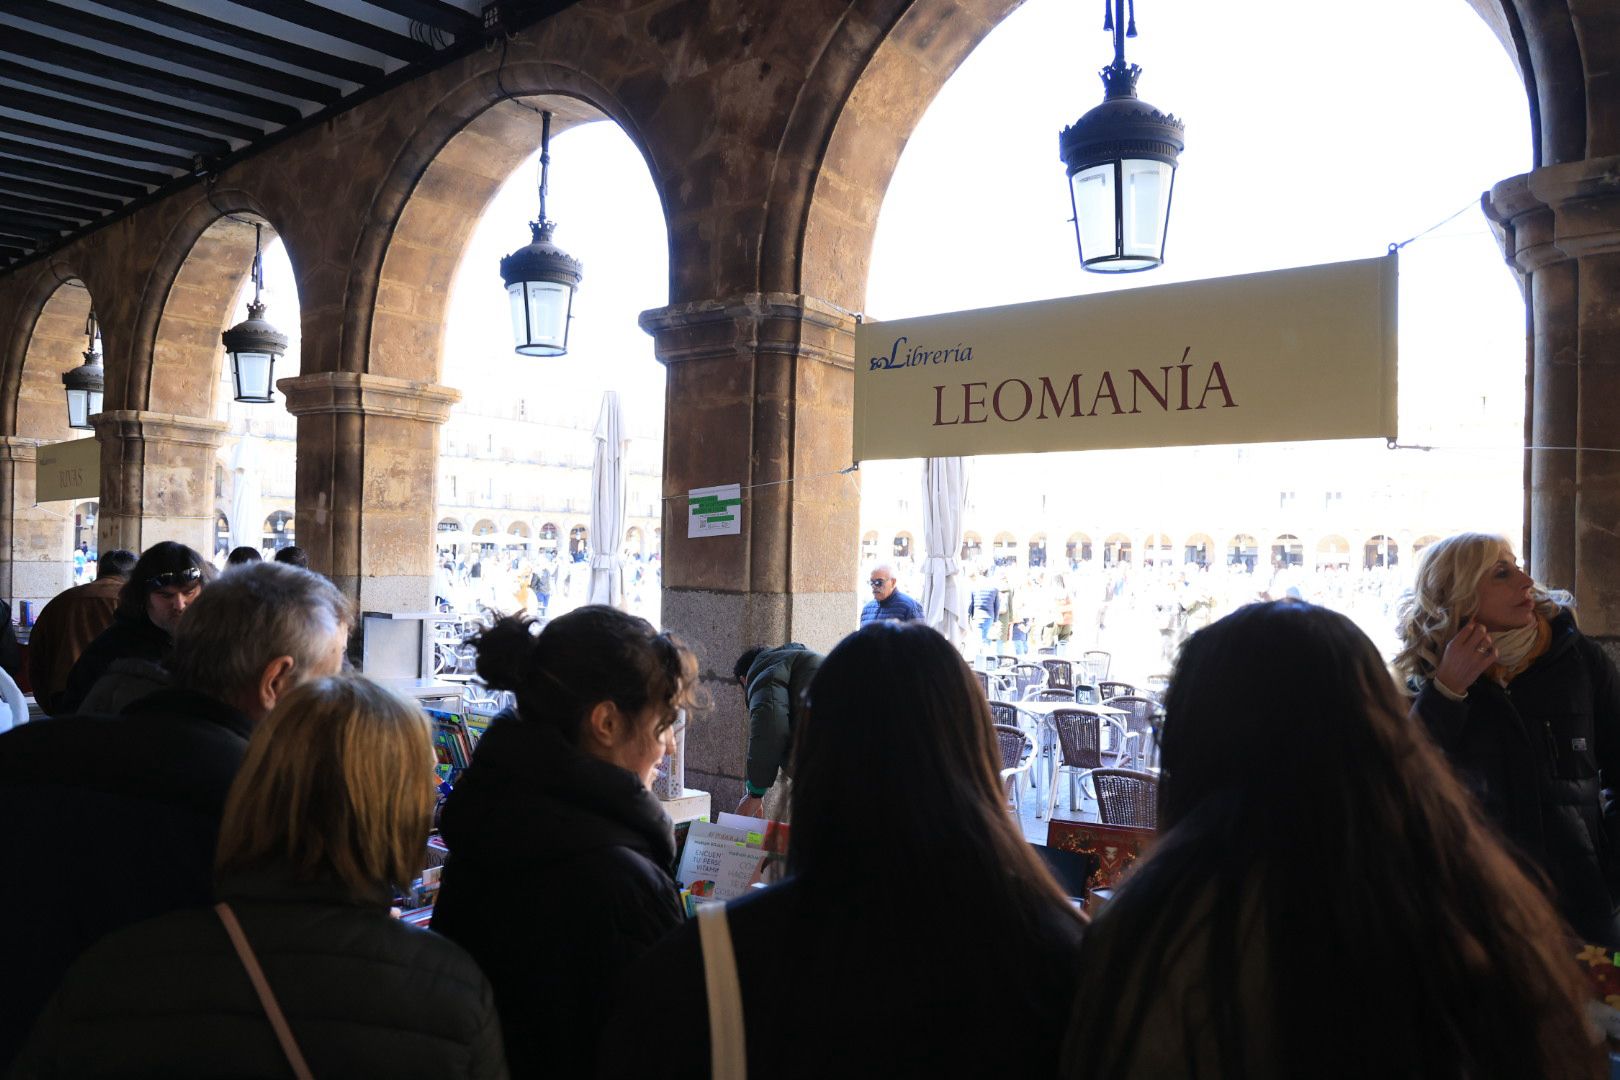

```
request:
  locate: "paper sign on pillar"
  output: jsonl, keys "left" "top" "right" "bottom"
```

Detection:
{"left": 853, "top": 254, "right": 1397, "bottom": 462}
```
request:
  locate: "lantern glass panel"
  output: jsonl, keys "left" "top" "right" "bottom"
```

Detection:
{"left": 508, "top": 280, "right": 571, "bottom": 356}
{"left": 88, "top": 389, "right": 103, "bottom": 419}
{"left": 66, "top": 388, "right": 89, "bottom": 429}
{"left": 1071, "top": 163, "right": 1116, "bottom": 263}
{"left": 232, "top": 350, "right": 276, "bottom": 403}
{"left": 1122, "top": 159, "right": 1174, "bottom": 260}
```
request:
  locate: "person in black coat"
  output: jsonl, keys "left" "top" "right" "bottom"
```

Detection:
{"left": 431, "top": 606, "right": 698, "bottom": 1078}
{"left": 1397, "top": 532, "right": 1620, "bottom": 947}
{"left": 732, "top": 642, "right": 822, "bottom": 818}
{"left": 56, "top": 540, "right": 211, "bottom": 714}
{"left": 0, "top": 563, "right": 354, "bottom": 1070}
{"left": 13, "top": 675, "right": 506, "bottom": 1079}
{"left": 601, "top": 622, "right": 1087, "bottom": 1079}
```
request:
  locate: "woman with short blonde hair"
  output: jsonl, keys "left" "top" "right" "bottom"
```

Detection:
{"left": 15, "top": 676, "right": 507, "bottom": 1079}
{"left": 1397, "top": 531, "right": 1620, "bottom": 948}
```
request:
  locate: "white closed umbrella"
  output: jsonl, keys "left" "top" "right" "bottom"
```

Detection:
{"left": 228, "top": 437, "right": 264, "bottom": 555}
{"left": 921, "top": 456, "right": 968, "bottom": 646}
{"left": 588, "top": 391, "right": 627, "bottom": 608}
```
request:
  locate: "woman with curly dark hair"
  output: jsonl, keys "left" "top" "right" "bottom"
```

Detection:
{"left": 431, "top": 605, "right": 698, "bottom": 1077}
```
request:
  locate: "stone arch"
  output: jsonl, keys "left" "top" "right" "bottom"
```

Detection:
{"left": 1271, "top": 533, "right": 1305, "bottom": 569}
{"left": 1065, "top": 532, "right": 1092, "bottom": 563}
{"left": 1228, "top": 533, "right": 1259, "bottom": 570}
{"left": 1316, "top": 534, "right": 1351, "bottom": 568}
{"left": 11, "top": 277, "right": 93, "bottom": 442}
{"left": 1183, "top": 532, "right": 1214, "bottom": 566}
{"left": 361, "top": 57, "right": 657, "bottom": 381}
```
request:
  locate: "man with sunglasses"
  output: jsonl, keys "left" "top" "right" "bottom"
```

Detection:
{"left": 56, "top": 542, "right": 210, "bottom": 715}
{"left": 859, "top": 563, "right": 923, "bottom": 627}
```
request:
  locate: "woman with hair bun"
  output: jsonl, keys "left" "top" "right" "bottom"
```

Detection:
{"left": 1396, "top": 532, "right": 1620, "bottom": 947}
{"left": 431, "top": 605, "right": 698, "bottom": 1078}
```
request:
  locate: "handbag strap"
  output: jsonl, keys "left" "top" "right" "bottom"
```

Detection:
{"left": 697, "top": 902, "right": 747, "bottom": 1080}
{"left": 215, "top": 902, "right": 315, "bottom": 1080}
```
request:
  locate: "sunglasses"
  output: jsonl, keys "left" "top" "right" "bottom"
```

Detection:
{"left": 147, "top": 567, "right": 202, "bottom": 590}
{"left": 868, "top": 579, "right": 890, "bottom": 587}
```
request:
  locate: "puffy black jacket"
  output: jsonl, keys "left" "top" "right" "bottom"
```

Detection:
{"left": 1414, "top": 609, "right": 1620, "bottom": 946}
{"left": 743, "top": 644, "right": 823, "bottom": 794}
{"left": 12, "top": 871, "right": 507, "bottom": 1079}
{"left": 431, "top": 711, "right": 683, "bottom": 1078}
{"left": 57, "top": 612, "right": 170, "bottom": 715}
{"left": 0, "top": 687, "right": 251, "bottom": 1069}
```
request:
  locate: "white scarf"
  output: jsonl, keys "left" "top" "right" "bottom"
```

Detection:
{"left": 1491, "top": 618, "right": 1544, "bottom": 678}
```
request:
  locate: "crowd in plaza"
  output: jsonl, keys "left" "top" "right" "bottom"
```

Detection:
{"left": 433, "top": 548, "right": 663, "bottom": 627}
{"left": 0, "top": 531, "right": 1614, "bottom": 1076}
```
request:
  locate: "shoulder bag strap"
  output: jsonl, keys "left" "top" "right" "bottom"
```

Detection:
{"left": 215, "top": 902, "right": 316, "bottom": 1080}
{"left": 696, "top": 901, "right": 747, "bottom": 1080}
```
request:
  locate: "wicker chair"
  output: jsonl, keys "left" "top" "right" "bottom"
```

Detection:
{"left": 972, "top": 669, "right": 992, "bottom": 700}
{"left": 1091, "top": 768, "right": 1159, "bottom": 828}
{"left": 1045, "top": 708, "right": 1108, "bottom": 819}
{"left": 1098, "top": 680, "right": 1136, "bottom": 701}
{"left": 1106, "top": 695, "right": 1163, "bottom": 769}
{"left": 985, "top": 654, "right": 1018, "bottom": 670}
{"left": 1081, "top": 649, "right": 1111, "bottom": 682}
{"left": 993, "top": 723, "right": 1035, "bottom": 815}
{"left": 1040, "top": 658, "right": 1075, "bottom": 691}
{"left": 1010, "top": 663, "right": 1047, "bottom": 700}
{"left": 987, "top": 700, "right": 1021, "bottom": 729}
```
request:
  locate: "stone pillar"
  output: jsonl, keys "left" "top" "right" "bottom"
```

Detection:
{"left": 1487, "top": 157, "right": 1620, "bottom": 640}
{"left": 0, "top": 437, "right": 73, "bottom": 612}
{"left": 90, "top": 411, "right": 227, "bottom": 559}
{"left": 640, "top": 293, "right": 859, "bottom": 806}
{"left": 279, "top": 372, "right": 459, "bottom": 614}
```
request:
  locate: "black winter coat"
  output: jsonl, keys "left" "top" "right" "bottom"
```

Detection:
{"left": 1414, "top": 609, "right": 1620, "bottom": 946}
{"left": 431, "top": 711, "right": 683, "bottom": 1078}
{"left": 600, "top": 876, "right": 1086, "bottom": 1078}
{"left": 0, "top": 687, "right": 251, "bottom": 1069}
{"left": 57, "top": 611, "right": 170, "bottom": 715}
{"left": 742, "top": 644, "right": 822, "bottom": 794}
{"left": 12, "top": 871, "right": 507, "bottom": 1079}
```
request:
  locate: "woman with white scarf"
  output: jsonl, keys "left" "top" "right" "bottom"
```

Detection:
{"left": 1396, "top": 532, "right": 1620, "bottom": 947}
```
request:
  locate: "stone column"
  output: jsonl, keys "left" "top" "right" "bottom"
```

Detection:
{"left": 1487, "top": 157, "right": 1620, "bottom": 641}
{"left": 90, "top": 411, "right": 227, "bottom": 559}
{"left": 0, "top": 437, "right": 74, "bottom": 612}
{"left": 640, "top": 293, "right": 859, "bottom": 806}
{"left": 279, "top": 372, "right": 459, "bottom": 614}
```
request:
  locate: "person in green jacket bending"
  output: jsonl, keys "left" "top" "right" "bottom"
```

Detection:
{"left": 733, "top": 643, "right": 823, "bottom": 820}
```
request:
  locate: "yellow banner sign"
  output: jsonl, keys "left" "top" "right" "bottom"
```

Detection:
{"left": 853, "top": 254, "right": 1397, "bottom": 461}
{"left": 35, "top": 436, "right": 100, "bottom": 503}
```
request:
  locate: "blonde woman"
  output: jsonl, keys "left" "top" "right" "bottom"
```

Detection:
{"left": 1396, "top": 532, "right": 1620, "bottom": 947}
{"left": 14, "top": 677, "right": 506, "bottom": 1079}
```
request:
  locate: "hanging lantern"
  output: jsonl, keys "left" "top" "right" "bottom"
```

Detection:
{"left": 220, "top": 222, "right": 287, "bottom": 403}
{"left": 1059, "top": 0, "right": 1185, "bottom": 272}
{"left": 499, "top": 111, "right": 583, "bottom": 357}
{"left": 63, "top": 310, "right": 104, "bottom": 431}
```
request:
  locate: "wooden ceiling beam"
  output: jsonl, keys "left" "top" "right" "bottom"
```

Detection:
{"left": 0, "top": 137, "right": 173, "bottom": 188}
{"left": 228, "top": 0, "right": 434, "bottom": 62}
{"left": 0, "top": 161, "right": 149, "bottom": 205}
{"left": 0, "top": 86, "right": 230, "bottom": 158}
{"left": 0, "top": 116, "right": 192, "bottom": 170}
{"left": 2, "top": 64, "right": 264, "bottom": 143}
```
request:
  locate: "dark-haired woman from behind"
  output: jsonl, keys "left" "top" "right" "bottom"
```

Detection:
{"left": 1060, "top": 601, "right": 1601, "bottom": 1079}
{"left": 601, "top": 621, "right": 1087, "bottom": 1078}
{"left": 431, "top": 605, "right": 698, "bottom": 1077}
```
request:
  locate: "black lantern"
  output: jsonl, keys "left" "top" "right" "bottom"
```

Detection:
{"left": 63, "top": 310, "right": 104, "bottom": 431}
{"left": 1059, "top": 0, "right": 1185, "bottom": 272}
{"left": 220, "top": 222, "right": 287, "bottom": 403}
{"left": 499, "top": 111, "right": 583, "bottom": 357}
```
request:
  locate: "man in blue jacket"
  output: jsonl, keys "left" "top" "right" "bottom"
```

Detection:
{"left": 860, "top": 564, "right": 923, "bottom": 626}
{"left": 733, "top": 643, "right": 823, "bottom": 818}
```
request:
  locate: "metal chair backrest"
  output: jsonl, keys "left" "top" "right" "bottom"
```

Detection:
{"left": 1073, "top": 683, "right": 1100, "bottom": 705}
{"left": 987, "top": 701, "right": 1021, "bottom": 729}
{"left": 1049, "top": 709, "right": 1103, "bottom": 770}
{"left": 1010, "top": 663, "right": 1046, "bottom": 699}
{"left": 1029, "top": 688, "right": 1074, "bottom": 703}
{"left": 1107, "top": 695, "right": 1161, "bottom": 739}
{"left": 1040, "top": 659, "right": 1075, "bottom": 690}
{"left": 1081, "top": 650, "right": 1111, "bottom": 682}
{"left": 1098, "top": 680, "right": 1136, "bottom": 701}
{"left": 1092, "top": 768, "right": 1158, "bottom": 827}
{"left": 992, "top": 724, "right": 1030, "bottom": 772}
{"left": 985, "top": 654, "right": 1017, "bottom": 671}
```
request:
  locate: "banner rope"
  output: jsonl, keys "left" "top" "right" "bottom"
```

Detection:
{"left": 1391, "top": 197, "right": 1482, "bottom": 252}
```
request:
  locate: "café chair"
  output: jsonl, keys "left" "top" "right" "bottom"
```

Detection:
{"left": 1097, "top": 679, "right": 1136, "bottom": 701}
{"left": 1010, "top": 663, "right": 1047, "bottom": 700}
{"left": 1081, "top": 649, "right": 1111, "bottom": 682}
{"left": 988, "top": 700, "right": 1039, "bottom": 793}
{"left": 1105, "top": 695, "right": 1164, "bottom": 770}
{"left": 1043, "top": 708, "right": 1121, "bottom": 819}
{"left": 973, "top": 669, "right": 992, "bottom": 699}
{"left": 1040, "top": 658, "right": 1075, "bottom": 691}
{"left": 993, "top": 724, "right": 1035, "bottom": 816}
{"left": 1144, "top": 673, "right": 1171, "bottom": 702}
{"left": 1091, "top": 768, "right": 1159, "bottom": 828}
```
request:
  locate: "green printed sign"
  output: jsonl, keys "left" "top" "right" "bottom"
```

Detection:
{"left": 688, "top": 483, "right": 742, "bottom": 537}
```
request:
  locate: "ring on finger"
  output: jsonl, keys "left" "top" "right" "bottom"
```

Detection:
{"left": 1476, "top": 644, "right": 1491, "bottom": 655}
